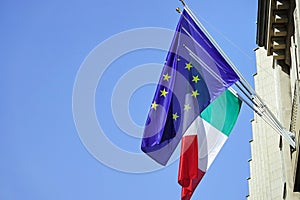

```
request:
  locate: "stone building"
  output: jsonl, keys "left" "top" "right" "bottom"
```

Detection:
{"left": 247, "top": 0, "right": 300, "bottom": 199}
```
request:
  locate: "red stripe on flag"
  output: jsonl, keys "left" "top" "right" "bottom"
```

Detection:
{"left": 178, "top": 135, "right": 205, "bottom": 200}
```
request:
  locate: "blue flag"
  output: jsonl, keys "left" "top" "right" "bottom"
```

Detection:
{"left": 141, "top": 9, "right": 240, "bottom": 165}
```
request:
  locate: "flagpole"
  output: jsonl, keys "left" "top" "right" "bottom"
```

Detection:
{"left": 179, "top": 0, "right": 186, "bottom": 6}
{"left": 176, "top": 7, "right": 182, "bottom": 14}
{"left": 180, "top": 4, "right": 295, "bottom": 148}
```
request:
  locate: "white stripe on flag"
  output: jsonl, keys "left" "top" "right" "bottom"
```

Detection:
{"left": 183, "top": 116, "right": 228, "bottom": 172}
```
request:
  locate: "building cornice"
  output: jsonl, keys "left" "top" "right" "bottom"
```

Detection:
{"left": 256, "top": 0, "right": 295, "bottom": 64}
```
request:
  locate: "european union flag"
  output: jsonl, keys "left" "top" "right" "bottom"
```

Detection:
{"left": 141, "top": 9, "right": 240, "bottom": 165}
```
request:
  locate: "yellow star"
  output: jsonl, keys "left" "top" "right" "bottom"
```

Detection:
{"left": 185, "top": 62, "right": 193, "bottom": 71}
{"left": 151, "top": 101, "right": 158, "bottom": 110}
{"left": 173, "top": 113, "right": 179, "bottom": 120}
{"left": 163, "top": 73, "right": 171, "bottom": 81}
{"left": 191, "top": 90, "right": 199, "bottom": 98}
{"left": 184, "top": 104, "right": 191, "bottom": 111}
{"left": 192, "top": 75, "right": 200, "bottom": 83}
{"left": 160, "top": 88, "right": 168, "bottom": 97}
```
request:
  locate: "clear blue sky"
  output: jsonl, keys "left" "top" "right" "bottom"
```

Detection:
{"left": 1, "top": 0, "right": 257, "bottom": 199}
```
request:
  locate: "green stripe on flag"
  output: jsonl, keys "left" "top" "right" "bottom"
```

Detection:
{"left": 200, "top": 89, "right": 242, "bottom": 136}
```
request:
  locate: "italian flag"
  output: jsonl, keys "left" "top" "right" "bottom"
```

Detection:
{"left": 178, "top": 89, "right": 242, "bottom": 200}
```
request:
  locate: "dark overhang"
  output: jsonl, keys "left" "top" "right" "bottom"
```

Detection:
{"left": 256, "top": 0, "right": 270, "bottom": 47}
{"left": 295, "top": 147, "right": 300, "bottom": 192}
{"left": 256, "top": 0, "right": 294, "bottom": 64}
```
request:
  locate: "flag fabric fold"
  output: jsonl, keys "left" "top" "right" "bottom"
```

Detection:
{"left": 141, "top": 8, "right": 240, "bottom": 165}
{"left": 178, "top": 89, "right": 242, "bottom": 200}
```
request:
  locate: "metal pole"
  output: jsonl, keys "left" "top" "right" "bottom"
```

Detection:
{"left": 179, "top": 0, "right": 186, "bottom": 6}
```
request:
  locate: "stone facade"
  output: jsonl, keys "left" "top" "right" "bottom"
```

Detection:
{"left": 248, "top": 0, "right": 300, "bottom": 199}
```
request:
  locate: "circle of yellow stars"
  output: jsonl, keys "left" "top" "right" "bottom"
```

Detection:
{"left": 150, "top": 61, "right": 202, "bottom": 121}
